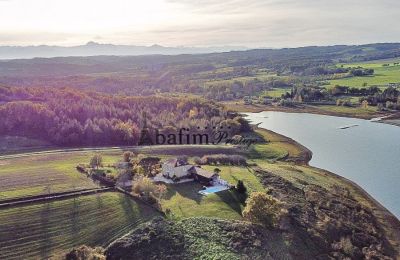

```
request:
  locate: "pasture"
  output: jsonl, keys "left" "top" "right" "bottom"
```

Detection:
{"left": 0, "top": 192, "right": 159, "bottom": 259}
{"left": 0, "top": 151, "right": 121, "bottom": 200}
{"left": 328, "top": 59, "right": 400, "bottom": 87}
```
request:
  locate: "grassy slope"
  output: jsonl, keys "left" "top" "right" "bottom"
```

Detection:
{"left": 328, "top": 59, "right": 400, "bottom": 87}
{"left": 0, "top": 152, "right": 121, "bottom": 200}
{"left": 161, "top": 182, "right": 243, "bottom": 220}
{"left": 0, "top": 136, "right": 55, "bottom": 155}
{"left": 0, "top": 192, "right": 159, "bottom": 260}
{"left": 311, "top": 104, "right": 379, "bottom": 117}
{"left": 160, "top": 166, "right": 265, "bottom": 220}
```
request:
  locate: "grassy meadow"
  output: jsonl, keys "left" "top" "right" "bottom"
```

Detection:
{"left": 0, "top": 151, "right": 122, "bottom": 200}
{"left": 328, "top": 58, "right": 400, "bottom": 87}
{"left": 0, "top": 192, "right": 159, "bottom": 259}
{"left": 310, "top": 105, "right": 379, "bottom": 117}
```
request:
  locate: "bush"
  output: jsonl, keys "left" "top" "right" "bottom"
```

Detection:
{"left": 90, "top": 154, "right": 103, "bottom": 169}
{"left": 236, "top": 180, "right": 247, "bottom": 194}
{"left": 123, "top": 151, "right": 135, "bottom": 162}
{"left": 192, "top": 156, "right": 202, "bottom": 165}
{"left": 132, "top": 177, "right": 156, "bottom": 198}
{"left": 65, "top": 245, "right": 105, "bottom": 260}
{"left": 242, "top": 192, "right": 282, "bottom": 228}
{"left": 197, "top": 154, "right": 247, "bottom": 166}
{"left": 340, "top": 237, "right": 355, "bottom": 256}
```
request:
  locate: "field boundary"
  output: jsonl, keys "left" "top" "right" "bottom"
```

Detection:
{"left": 0, "top": 187, "right": 113, "bottom": 208}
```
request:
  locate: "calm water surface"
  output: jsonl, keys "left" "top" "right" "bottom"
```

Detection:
{"left": 245, "top": 111, "right": 400, "bottom": 218}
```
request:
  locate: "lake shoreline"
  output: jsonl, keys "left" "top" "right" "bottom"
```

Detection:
{"left": 246, "top": 114, "right": 400, "bottom": 254}
{"left": 227, "top": 102, "right": 400, "bottom": 127}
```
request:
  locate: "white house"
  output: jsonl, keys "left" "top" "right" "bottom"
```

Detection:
{"left": 161, "top": 158, "right": 220, "bottom": 185}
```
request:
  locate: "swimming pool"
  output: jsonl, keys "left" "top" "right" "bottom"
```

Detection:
{"left": 198, "top": 185, "right": 229, "bottom": 195}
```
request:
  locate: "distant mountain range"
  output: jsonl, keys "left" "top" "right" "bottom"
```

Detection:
{"left": 0, "top": 42, "right": 248, "bottom": 60}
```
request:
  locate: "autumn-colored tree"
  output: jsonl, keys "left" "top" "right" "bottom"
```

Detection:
{"left": 123, "top": 151, "right": 135, "bottom": 162}
{"left": 189, "top": 107, "right": 199, "bottom": 118}
{"left": 132, "top": 177, "right": 155, "bottom": 198}
{"left": 242, "top": 192, "right": 281, "bottom": 228}
{"left": 155, "top": 184, "right": 167, "bottom": 200}
{"left": 90, "top": 154, "right": 103, "bottom": 169}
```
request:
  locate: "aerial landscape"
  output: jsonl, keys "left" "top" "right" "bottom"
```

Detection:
{"left": 0, "top": 0, "right": 400, "bottom": 259}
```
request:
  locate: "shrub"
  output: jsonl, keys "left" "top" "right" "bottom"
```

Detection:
{"left": 242, "top": 192, "right": 282, "bottom": 228}
{"left": 193, "top": 156, "right": 202, "bottom": 165}
{"left": 197, "top": 154, "right": 247, "bottom": 166}
{"left": 236, "top": 180, "right": 247, "bottom": 194}
{"left": 90, "top": 154, "right": 103, "bottom": 169}
{"left": 340, "top": 237, "right": 355, "bottom": 256}
{"left": 123, "top": 151, "right": 135, "bottom": 162}
{"left": 132, "top": 177, "right": 156, "bottom": 198}
{"left": 65, "top": 245, "right": 105, "bottom": 260}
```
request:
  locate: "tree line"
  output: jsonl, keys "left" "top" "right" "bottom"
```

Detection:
{"left": 0, "top": 87, "right": 240, "bottom": 146}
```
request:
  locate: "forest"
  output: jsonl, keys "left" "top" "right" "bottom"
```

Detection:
{"left": 0, "top": 86, "right": 244, "bottom": 146}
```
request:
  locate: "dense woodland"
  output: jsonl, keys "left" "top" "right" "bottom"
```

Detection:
{"left": 0, "top": 87, "right": 246, "bottom": 146}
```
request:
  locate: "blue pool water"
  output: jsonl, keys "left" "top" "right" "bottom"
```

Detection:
{"left": 199, "top": 185, "right": 229, "bottom": 195}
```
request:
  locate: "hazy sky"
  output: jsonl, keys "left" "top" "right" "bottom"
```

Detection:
{"left": 0, "top": 0, "right": 399, "bottom": 47}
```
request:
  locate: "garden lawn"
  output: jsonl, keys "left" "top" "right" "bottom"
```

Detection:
{"left": 201, "top": 165, "right": 264, "bottom": 193}
{"left": 160, "top": 182, "right": 244, "bottom": 220}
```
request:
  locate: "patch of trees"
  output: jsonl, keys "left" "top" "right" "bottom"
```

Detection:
{"left": 133, "top": 177, "right": 167, "bottom": 205}
{"left": 349, "top": 67, "right": 374, "bottom": 77}
{"left": 301, "top": 66, "right": 349, "bottom": 76}
{"left": 359, "top": 87, "right": 400, "bottom": 109}
{"left": 290, "top": 86, "right": 329, "bottom": 102}
{"left": 330, "top": 85, "right": 381, "bottom": 96}
{"left": 193, "top": 154, "right": 247, "bottom": 166}
{"left": 203, "top": 78, "right": 277, "bottom": 101}
{"left": 0, "top": 86, "right": 236, "bottom": 146}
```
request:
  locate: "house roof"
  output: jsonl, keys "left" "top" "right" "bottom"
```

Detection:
{"left": 164, "top": 158, "right": 188, "bottom": 167}
{"left": 165, "top": 158, "right": 178, "bottom": 166}
{"left": 193, "top": 167, "right": 217, "bottom": 179}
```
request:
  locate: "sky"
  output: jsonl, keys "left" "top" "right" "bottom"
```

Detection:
{"left": 0, "top": 0, "right": 400, "bottom": 48}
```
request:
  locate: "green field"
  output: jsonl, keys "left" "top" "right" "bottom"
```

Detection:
{"left": 328, "top": 59, "right": 400, "bottom": 87}
{"left": 0, "top": 192, "right": 159, "bottom": 259}
{"left": 310, "top": 105, "right": 379, "bottom": 117}
{"left": 161, "top": 166, "right": 265, "bottom": 220}
{"left": 202, "top": 165, "right": 264, "bottom": 193}
{"left": 161, "top": 182, "right": 244, "bottom": 220}
{"left": 0, "top": 152, "right": 122, "bottom": 200}
{"left": 262, "top": 88, "right": 289, "bottom": 98}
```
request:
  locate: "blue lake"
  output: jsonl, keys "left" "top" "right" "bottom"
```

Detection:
{"left": 245, "top": 111, "right": 400, "bottom": 218}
